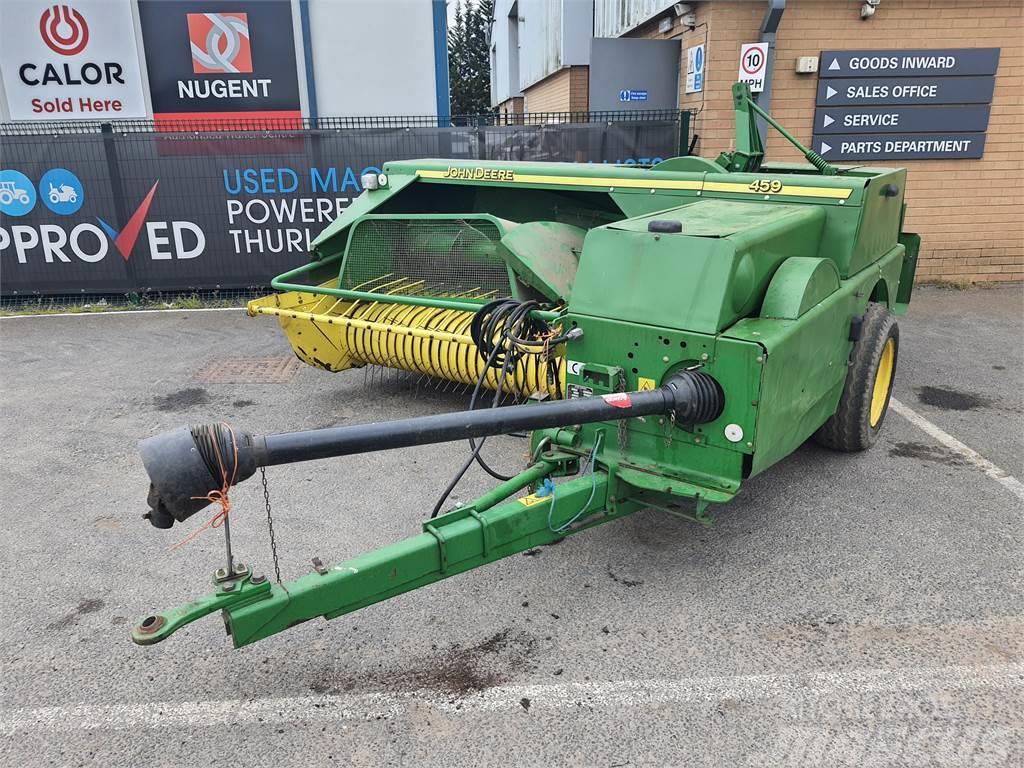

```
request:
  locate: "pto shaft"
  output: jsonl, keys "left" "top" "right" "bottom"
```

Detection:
{"left": 140, "top": 371, "right": 723, "bottom": 528}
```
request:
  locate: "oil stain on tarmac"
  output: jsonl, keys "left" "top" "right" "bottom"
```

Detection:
{"left": 153, "top": 387, "right": 211, "bottom": 412}
{"left": 47, "top": 599, "right": 105, "bottom": 630}
{"left": 915, "top": 385, "right": 991, "bottom": 411}
{"left": 888, "top": 441, "right": 967, "bottom": 466}
{"left": 309, "top": 629, "right": 538, "bottom": 697}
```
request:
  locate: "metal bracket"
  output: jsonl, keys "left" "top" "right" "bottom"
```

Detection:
{"left": 423, "top": 522, "right": 448, "bottom": 573}
{"left": 468, "top": 509, "right": 491, "bottom": 558}
{"left": 130, "top": 569, "right": 273, "bottom": 646}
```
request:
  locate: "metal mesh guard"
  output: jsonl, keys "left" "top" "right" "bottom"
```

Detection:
{"left": 341, "top": 218, "right": 511, "bottom": 298}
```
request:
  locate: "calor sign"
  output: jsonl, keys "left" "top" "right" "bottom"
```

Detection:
{"left": 0, "top": 0, "right": 147, "bottom": 120}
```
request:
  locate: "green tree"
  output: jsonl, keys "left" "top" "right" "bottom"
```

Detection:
{"left": 448, "top": 0, "right": 494, "bottom": 117}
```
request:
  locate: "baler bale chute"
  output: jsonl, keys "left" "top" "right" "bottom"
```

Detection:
{"left": 131, "top": 84, "right": 920, "bottom": 648}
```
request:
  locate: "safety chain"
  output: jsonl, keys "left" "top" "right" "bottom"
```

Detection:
{"left": 260, "top": 467, "right": 282, "bottom": 583}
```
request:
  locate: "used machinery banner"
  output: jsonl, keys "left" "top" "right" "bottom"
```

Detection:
{"left": 0, "top": 120, "right": 680, "bottom": 296}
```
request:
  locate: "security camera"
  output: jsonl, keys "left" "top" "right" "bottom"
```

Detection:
{"left": 861, "top": 0, "right": 880, "bottom": 18}
{"left": 673, "top": 3, "right": 696, "bottom": 28}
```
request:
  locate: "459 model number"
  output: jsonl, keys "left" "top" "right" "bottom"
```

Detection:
{"left": 748, "top": 179, "right": 784, "bottom": 194}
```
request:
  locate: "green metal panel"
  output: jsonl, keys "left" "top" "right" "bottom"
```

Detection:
{"left": 849, "top": 169, "right": 907, "bottom": 275}
{"left": 499, "top": 221, "right": 584, "bottom": 302}
{"left": 569, "top": 202, "right": 826, "bottom": 334}
{"left": 607, "top": 199, "right": 813, "bottom": 237}
{"left": 551, "top": 314, "right": 761, "bottom": 497}
{"left": 725, "top": 244, "right": 906, "bottom": 476}
{"left": 760, "top": 257, "right": 840, "bottom": 320}
{"left": 895, "top": 232, "right": 921, "bottom": 314}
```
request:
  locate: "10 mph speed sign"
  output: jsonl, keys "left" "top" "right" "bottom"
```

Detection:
{"left": 738, "top": 42, "right": 769, "bottom": 92}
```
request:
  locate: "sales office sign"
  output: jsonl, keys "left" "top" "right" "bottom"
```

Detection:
{"left": 0, "top": 0, "right": 147, "bottom": 120}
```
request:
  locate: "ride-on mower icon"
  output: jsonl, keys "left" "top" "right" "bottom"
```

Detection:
{"left": 0, "top": 180, "right": 31, "bottom": 206}
{"left": 48, "top": 183, "right": 78, "bottom": 204}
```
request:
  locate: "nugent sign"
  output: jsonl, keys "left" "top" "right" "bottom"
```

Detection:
{"left": 138, "top": 0, "right": 301, "bottom": 127}
{"left": 0, "top": 0, "right": 147, "bottom": 120}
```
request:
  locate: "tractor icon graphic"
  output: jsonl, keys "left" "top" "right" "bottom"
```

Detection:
{"left": 0, "top": 180, "right": 31, "bottom": 206}
{"left": 48, "top": 183, "right": 78, "bottom": 205}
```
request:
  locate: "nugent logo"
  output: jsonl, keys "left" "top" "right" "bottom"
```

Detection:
{"left": 188, "top": 12, "right": 252, "bottom": 74}
{"left": 39, "top": 4, "right": 90, "bottom": 56}
{"left": 138, "top": 0, "right": 301, "bottom": 127}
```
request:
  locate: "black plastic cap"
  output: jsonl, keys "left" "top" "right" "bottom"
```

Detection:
{"left": 648, "top": 219, "right": 683, "bottom": 234}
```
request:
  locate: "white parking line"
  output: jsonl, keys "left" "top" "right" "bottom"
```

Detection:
{"left": 890, "top": 398, "right": 1024, "bottom": 502}
{"left": 0, "top": 663, "right": 1019, "bottom": 734}
{"left": 0, "top": 307, "right": 245, "bottom": 320}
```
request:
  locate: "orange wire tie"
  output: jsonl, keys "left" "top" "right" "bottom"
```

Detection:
{"left": 169, "top": 422, "right": 240, "bottom": 551}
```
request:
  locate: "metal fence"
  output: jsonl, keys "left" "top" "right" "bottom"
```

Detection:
{"left": 0, "top": 110, "right": 691, "bottom": 299}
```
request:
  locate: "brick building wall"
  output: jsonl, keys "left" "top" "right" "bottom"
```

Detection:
{"left": 523, "top": 66, "right": 590, "bottom": 113}
{"left": 497, "top": 97, "right": 525, "bottom": 115}
{"left": 632, "top": 0, "right": 1022, "bottom": 283}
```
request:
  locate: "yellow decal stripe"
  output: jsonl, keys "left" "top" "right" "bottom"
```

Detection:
{"left": 702, "top": 180, "right": 852, "bottom": 200}
{"left": 416, "top": 169, "right": 852, "bottom": 200}
{"left": 416, "top": 169, "right": 700, "bottom": 191}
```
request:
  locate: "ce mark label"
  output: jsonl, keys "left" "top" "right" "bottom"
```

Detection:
{"left": 566, "top": 360, "right": 583, "bottom": 376}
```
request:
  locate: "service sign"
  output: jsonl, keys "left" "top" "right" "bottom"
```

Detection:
{"left": 0, "top": 0, "right": 147, "bottom": 120}
{"left": 138, "top": 0, "right": 301, "bottom": 125}
{"left": 815, "top": 105, "right": 991, "bottom": 134}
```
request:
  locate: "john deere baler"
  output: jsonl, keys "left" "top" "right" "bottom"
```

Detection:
{"left": 131, "top": 85, "right": 919, "bottom": 648}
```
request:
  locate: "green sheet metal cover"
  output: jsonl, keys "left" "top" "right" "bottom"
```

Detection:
{"left": 608, "top": 199, "right": 812, "bottom": 238}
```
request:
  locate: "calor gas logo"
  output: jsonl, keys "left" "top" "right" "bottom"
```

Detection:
{"left": 0, "top": 173, "right": 206, "bottom": 265}
{"left": 39, "top": 5, "right": 90, "bottom": 55}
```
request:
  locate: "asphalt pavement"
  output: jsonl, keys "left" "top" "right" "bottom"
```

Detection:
{"left": 0, "top": 284, "right": 1021, "bottom": 767}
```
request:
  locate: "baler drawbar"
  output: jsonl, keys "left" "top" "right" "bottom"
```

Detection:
{"left": 132, "top": 85, "right": 919, "bottom": 648}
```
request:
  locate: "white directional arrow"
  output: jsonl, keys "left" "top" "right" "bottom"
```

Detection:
{"left": 823, "top": 114, "right": 835, "bottom": 127}
{"left": 826, "top": 85, "right": 837, "bottom": 99}
{"left": 828, "top": 58, "right": 840, "bottom": 71}
{"left": 820, "top": 141, "right": 832, "bottom": 155}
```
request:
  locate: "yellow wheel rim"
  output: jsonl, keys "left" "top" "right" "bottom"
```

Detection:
{"left": 870, "top": 337, "right": 895, "bottom": 427}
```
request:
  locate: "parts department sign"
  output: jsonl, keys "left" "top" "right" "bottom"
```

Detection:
{"left": 138, "top": 0, "right": 301, "bottom": 126}
{"left": 0, "top": 0, "right": 147, "bottom": 120}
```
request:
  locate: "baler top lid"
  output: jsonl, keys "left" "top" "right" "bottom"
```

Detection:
{"left": 607, "top": 200, "right": 814, "bottom": 239}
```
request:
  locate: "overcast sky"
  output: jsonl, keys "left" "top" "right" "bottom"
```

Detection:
{"left": 447, "top": 0, "right": 481, "bottom": 28}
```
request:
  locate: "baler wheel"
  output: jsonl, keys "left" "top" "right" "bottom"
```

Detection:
{"left": 814, "top": 302, "right": 899, "bottom": 452}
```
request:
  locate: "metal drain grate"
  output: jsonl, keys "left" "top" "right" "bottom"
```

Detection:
{"left": 194, "top": 356, "right": 301, "bottom": 384}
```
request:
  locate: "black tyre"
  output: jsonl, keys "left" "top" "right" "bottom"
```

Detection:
{"left": 814, "top": 302, "right": 899, "bottom": 452}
